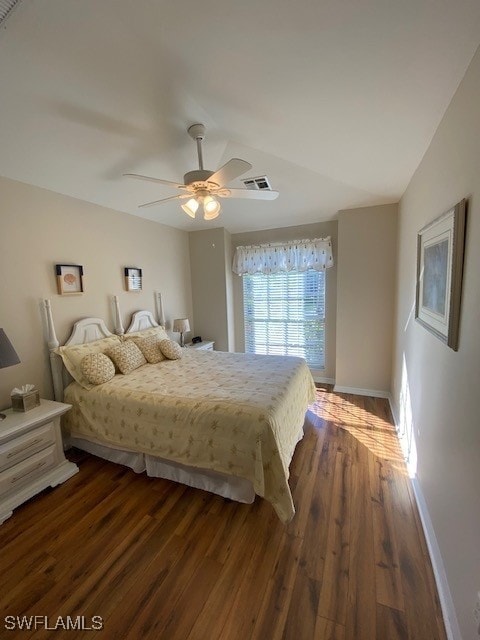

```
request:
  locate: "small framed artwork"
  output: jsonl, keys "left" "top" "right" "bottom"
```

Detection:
{"left": 415, "top": 198, "right": 466, "bottom": 351}
{"left": 55, "top": 264, "right": 84, "bottom": 295}
{"left": 124, "top": 267, "right": 142, "bottom": 292}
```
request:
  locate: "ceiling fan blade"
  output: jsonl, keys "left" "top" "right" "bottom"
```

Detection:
{"left": 124, "top": 173, "right": 187, "bottom": 190}
{"left": 207, "top": 158, "right": 252, "bottom": 187}
{"left": 138, "top": 194, "right": 190, "bottom": 208}
{"left": 219, "top": 188, "right": 279, "bottom": 200}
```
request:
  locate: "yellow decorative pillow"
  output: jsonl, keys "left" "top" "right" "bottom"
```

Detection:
{"left": 80, "top": 353, "right": 115, "bottom": 385}
{"left": 55, "top": 335, "right": 122, "bottom": 389}
{"left": 106, "top": 341, "right": 147, "bottom": 374}
{"left": 159, "top": 339, "right": 183, "bottom": 360}
{"left": 124, "top": 326, "right": 169, "bottom": 341}
{"left": 126, "top": 334, "right": 166, "bottom": 364}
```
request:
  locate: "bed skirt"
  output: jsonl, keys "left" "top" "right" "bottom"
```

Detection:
{"left": 68, "top": 436, "right": 256, "bottom": 503}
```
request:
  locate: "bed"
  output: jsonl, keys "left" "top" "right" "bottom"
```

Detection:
{"left": 45, "top": 302, "right": 316, "bottom": 522}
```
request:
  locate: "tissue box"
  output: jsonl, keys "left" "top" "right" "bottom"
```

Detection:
{"left": 11, "top": 390, "right": 40, "bottom": 412}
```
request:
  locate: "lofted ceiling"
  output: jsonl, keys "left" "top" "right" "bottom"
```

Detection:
{"left": 0, "top": 0, "right": 479, "bottom": 233}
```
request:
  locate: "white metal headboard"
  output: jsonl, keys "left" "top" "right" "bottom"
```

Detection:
{"left": 126, "top": 310, "right": 159, "bottom": 333}
{"left": 44, "top": 300, "right": 116, "bottom": 402}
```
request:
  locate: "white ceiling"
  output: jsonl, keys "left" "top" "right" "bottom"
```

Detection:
{"left": 1, "top": 0, "right": 479, "bottom": 233}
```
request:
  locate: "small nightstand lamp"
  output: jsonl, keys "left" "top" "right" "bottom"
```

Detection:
{"left": 0, "top": 329, "right": 21, "bottom": 421}
{"left": 173, "top": 318, "right": 190, "bottom": 347}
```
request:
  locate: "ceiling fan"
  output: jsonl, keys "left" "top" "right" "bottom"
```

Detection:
{"left": 124, "top": 123, "right": 279, "bottom": 220}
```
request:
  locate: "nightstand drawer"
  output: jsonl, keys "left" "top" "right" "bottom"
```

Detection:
{"left": 0, "top": 422, "right": 56, "bottom": 472}
{"left": 0, "top": 445, "right": 57, "bottom": 498}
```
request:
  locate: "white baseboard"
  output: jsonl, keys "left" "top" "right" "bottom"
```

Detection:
{"left": 332, "top": 385, "right": 391, "bottom": 399}
{"left": 410, "top": 479, "right": 462, "bottom": 640}
{"left": 389, "top": 398, "right": 461, "bottom": 640}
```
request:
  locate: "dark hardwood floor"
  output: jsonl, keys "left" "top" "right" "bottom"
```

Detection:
{"left": 0, "top": 386, "right": 446, "bottom": 639}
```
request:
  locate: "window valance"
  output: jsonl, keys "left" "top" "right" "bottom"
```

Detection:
{"left": 232, "top": 237, "right": 334, "bottom": 275}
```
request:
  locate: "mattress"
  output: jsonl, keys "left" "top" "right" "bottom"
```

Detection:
{"left": 64, "top": 349, "right": 316, "bottom": 521}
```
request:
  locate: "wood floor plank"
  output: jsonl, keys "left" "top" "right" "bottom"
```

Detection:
{"left": 376, "top": 603, "right": 409, "bottom": 640}
{"left": 298, "top": 431, "right": 337, "bottom": 582}
{"left": 0, "top": 388, "right": 447, "bottom": 640}
{"left": 155, "top": 554, "right": 223, "bottom": 640}
{"left": 0, "top": 461, "right": 118, "bottom": 569}
{"left": 317, "top": 450, "right": 351, "bottom": 625}
{"left": 368, "top": 452, "right": 405, "bottom": 611}
{"left": 314, "top": 616, "right": 346, "bottom": 640}
{"left": 250, "top": 532, "right": 304, "bottom": 640}
{"left": 345, "top": 438, "right": 377, "bottom": 640}
{"left": 217, "top": 507, "right": 285, "bottom": 640}
{"left": 282, "top": 567, "right": 321, "bottom": 640}
{"left": 114, "top": 514, "right": 223, "bottom": 639}
{"left": 186, "top": 511, "right": 259, "bottom": 640}
{"left": 17, "top": 514, "right": 160, "bottom": 640}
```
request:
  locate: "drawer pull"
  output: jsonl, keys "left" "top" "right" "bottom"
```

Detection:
{"left": 7, "top": 439, "right": 42, "bottom": 458}
{"left": 12, "top": 461, "right": 46, "bottom": 483}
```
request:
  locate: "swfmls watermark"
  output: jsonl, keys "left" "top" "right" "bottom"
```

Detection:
{"left": 4, "top": 615, "right": 104, "bottom": 631}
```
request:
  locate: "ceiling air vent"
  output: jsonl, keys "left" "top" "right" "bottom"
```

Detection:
{"left": 242, "top": 175, "right": 272, "bottom": 190}
{"left": 0, "top": 0, "right": 23, "bottom": 27}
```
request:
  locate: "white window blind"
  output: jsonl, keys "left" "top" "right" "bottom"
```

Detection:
{"left": 243, "top": 269, "right": 325, "bottom": 369}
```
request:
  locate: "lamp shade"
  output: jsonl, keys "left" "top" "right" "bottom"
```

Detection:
{"left": 0, "top": 329, "right": 20, "bottom": 368}
{"left": 203, "top": 195, "right": 221, "bottom": 220}
{"left": 181, "top": 198, "right": 199, "bottom": 218}
{"left": 172, "top": 318, "right": 190, "bottom": 334}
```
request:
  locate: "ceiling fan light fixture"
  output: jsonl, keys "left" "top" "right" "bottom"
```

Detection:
{"left": 203, "top": 195, "right": 221, "bottom": 220}
{"left": 181, "top": 198, "right": 199, "bottom": 218}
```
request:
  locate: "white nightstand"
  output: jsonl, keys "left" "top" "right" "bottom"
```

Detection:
{"left": 0, "top": 399, "right": 79, "bottom": 525}
{"left": 185, "top": 340, "right": 215, "bottom": 351}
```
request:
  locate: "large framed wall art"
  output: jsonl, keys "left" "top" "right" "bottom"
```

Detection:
{"left": 415, "top": 199, "right": 466, "bottom": 351}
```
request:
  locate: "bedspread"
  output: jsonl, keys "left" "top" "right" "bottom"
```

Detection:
{"left": 63, "top": 349, "right": 316, "bottom": 521}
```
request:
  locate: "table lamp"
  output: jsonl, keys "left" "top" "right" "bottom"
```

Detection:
{"left": 172, "top": 318, "right": 190, "bottom": 347}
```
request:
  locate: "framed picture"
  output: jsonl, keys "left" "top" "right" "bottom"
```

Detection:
{"left": 415, "top": 199, "right": 466, "bottom": 351}
{"left": 124, "top": 267, "right": 142, "bottom": 292}
{"left": 55, "top": 264, "right": 84, "bottom": 295}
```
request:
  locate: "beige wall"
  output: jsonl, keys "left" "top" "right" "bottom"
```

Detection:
{"left": 336, "top": 204, "right": 398, "bottom": 395}
{"left": 188, "top": 227, "right": 232, "bottom": 351}
{"left": 232, "top": 221, "right": 338, "bottom": 380}
{"left": 224, "top": 229, "right": 235, "bottom": 351}
{"left": 0, "top": 177, "right": 192, "bottom": 411}
{"left": 392, "top": 47, "right": 480, "bottom": 639}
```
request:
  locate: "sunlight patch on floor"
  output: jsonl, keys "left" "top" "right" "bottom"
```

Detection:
{"left": 308, "top": 387, "right": 408, "bottom": 474}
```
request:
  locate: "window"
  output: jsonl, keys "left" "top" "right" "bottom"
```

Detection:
{"left": 243, "top": 269, "right": 326, "bottom": 369}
